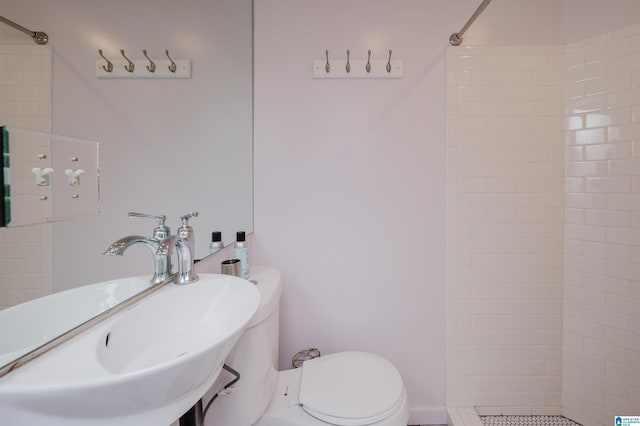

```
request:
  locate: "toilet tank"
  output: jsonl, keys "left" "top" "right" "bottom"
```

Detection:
{"left": 205, "top": 266, "right": 282, "bottom": 426}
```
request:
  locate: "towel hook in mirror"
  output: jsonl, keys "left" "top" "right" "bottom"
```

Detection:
{"left": 142, "top": 49, "right": 155, "bottom": 73}
{"left": 345, "top": 50, "right": 351, "bottom": 73}
{"left": 98, "top": 49, "right": 113, "bottom": 73}
{"left": 325, "top": 50, "right": 330, "bottom": 73}
{"left": 366, "top": 50, "right": 372, "bottom": 73}
{"left": 386, "top": 50, "right": 392, "bottom": 73}
{"left": 165, "top": 50, "right": 177, "bottom": 73}
{"left": 120, "top": 49, "right": 134, "bottom": 73}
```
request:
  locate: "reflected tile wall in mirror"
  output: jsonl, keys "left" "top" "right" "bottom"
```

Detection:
{"left": 0, "top": 45, "right": 52, "bottom": 309}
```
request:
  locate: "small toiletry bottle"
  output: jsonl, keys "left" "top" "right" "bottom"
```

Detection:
{"left": 234, "top": 231, "right": 250, "bottom": 279}
{"left": 209, "top": 231, "right": 224, "bottom": 255}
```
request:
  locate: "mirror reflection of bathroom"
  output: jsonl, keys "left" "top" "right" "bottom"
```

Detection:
{"left": 0, "top": 0, "right": 253, "bottom": 303}
{"left": 0, "top": 0, "right": 253, "bottom": 366}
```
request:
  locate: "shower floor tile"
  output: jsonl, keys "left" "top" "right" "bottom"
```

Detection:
{"left": 480, "top": 416, "right": 582, "bottom": 426}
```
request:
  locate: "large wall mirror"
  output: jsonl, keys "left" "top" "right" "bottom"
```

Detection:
{"left": 0, "top": 0, "right": 253, "bottom": 370}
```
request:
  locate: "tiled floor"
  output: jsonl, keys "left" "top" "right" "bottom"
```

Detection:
{"left": 447, "top": 408, "right": 583, "bottom": 426}
{"left": 480, "top": 416, "right": 582, "bottom": 426}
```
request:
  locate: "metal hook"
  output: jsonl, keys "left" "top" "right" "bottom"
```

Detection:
{"left": 98, "top": 49, "right": 113, "bottom": 72}
{"left": 346, "top": 50, "right": 351, "bottom": 73}
{"left": 366, "top": 50, "right": 372, "bottom": 73}
{"left": 142, "top": 49, "right": 156, "bottom": 73}
{"left": 120, "top": 49, "right": 134, "bottom": 73}
{"left": 386, "top": 50, "right": 392, "bottom": 73}
{"left": 165, "top": 50, "right": 177, "bottom": 73}
{"left": 325, "top": 50, "right": 330, "bottom": 73}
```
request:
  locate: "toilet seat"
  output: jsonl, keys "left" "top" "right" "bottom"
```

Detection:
{"left": 298, "top": 352, "right": 405, "bottom": 426}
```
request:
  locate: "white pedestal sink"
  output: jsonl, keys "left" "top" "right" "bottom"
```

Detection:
{"left": 0, "top": 273, "right": 260, "bottom": 426}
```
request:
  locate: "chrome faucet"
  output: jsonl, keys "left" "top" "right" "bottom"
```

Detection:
{"left": 157, "top": 212, "right": 199, "bottom": 285}
{"left": 103, "top": 212, "right": 172, "bottom": 284}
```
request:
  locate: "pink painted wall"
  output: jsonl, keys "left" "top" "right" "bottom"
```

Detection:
{"left": 252, "top": 1, "right": 566, "bottom": 423}
{"left": 564, "top": 0, "right": 640, "bottom": 42}
{"left": 253, "top": 0, "right": 640, "bottom": 423}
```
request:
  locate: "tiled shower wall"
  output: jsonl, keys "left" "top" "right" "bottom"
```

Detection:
{"left": 446, "top": 44, "right": 566, "bottom": 414}
{"left": 562, "top": 24, "right": 640, "bottom": 426}
{"left": 0, "top": 45, "right": 52, "bottom": 309}
{"left": 447, "top": 24, "right": 640, "bottom": 426}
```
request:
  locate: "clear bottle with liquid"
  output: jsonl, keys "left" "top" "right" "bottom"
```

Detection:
{"left": 234, "top": 231, "right": 250, "bottom": 279}
{"left": 209, "top": 231, "right": 224, "bottom": 255}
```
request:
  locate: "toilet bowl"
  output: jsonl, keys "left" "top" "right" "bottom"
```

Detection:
{"left": 206, "top": 267, "right": 409, "bottom": 426}
{"left": 256, "top": 351, "right": 409, "bottom": 426}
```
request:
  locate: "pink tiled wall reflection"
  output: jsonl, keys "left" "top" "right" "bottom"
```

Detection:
{"left": 0, "top": 45, "right": 52, "bottom": 309}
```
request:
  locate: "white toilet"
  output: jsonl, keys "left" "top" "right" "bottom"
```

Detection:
{"left": 206, "top": 266, "right": 409, "bottom": 426}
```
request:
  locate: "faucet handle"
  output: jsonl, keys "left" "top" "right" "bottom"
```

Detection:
{"left": 180, "top": 211, "right": 199, "bottom": 226}
{"left": 128, "top": 212, "right": 166, "bottom": 224}
{"left": 128, "top": 212, "right": 170, "bottom": 240}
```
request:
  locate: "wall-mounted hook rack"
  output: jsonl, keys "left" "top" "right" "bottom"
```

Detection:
{"left": 95, "top": 49, "right": 191, "bottom": 79}
{"left": 313, "top": 49, "right": 403, "bottom": 79}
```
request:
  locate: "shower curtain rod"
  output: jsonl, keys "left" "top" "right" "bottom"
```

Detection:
{"left": 449, "top": 0, "right": 492, "bottom": 46}
{"left": 0, "top": 16, "right": 48, "bottom": 45}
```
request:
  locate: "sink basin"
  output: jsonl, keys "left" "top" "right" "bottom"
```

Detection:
{"left": 0, "top": 276, "right": 153, "bottom": 368}
{"left": 0, "top": 273, "right": 260, "bottom": 426}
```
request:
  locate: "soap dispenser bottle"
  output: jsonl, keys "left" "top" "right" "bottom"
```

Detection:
{"left": 234, "top": 231, "right": 250, "bottom": 279}
{"left": 209, "top": 231, "right": 224, "bottom": 255}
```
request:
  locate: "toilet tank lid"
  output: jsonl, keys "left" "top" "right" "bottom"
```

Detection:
{"left": 298, "top": 351, "right": 405, "bottom": 424}
{"left": 246, "top": 266, "right": 282, "bottom": 328}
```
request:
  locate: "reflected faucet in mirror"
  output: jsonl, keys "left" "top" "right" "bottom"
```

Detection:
{"left": 157, "top": 211, "right": 199, "bottom": 285}
{"left": 103, "top": 212, "right": 172, "bottom": 284}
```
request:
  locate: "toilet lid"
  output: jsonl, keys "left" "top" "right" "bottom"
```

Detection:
{"left": 298, "top": 352, "right": 405, "bottom": 426}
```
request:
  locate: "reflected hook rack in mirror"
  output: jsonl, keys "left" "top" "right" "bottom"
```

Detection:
{"left": 98, "top": 49, "right": 113, "bottom": 73}
{"left": 165, "top": 50, "right": 177, "bottom": 73}
{"left": 95, "top": 49, "right": 191, "bottom": 79}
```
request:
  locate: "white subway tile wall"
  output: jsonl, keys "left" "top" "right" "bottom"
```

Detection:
{"left": 563, "top": 23, "right": 640, "bottom": 426}
{"left": 0, "top": 45, "right": 52, "bottom": 309}
{"left": 447, "top": 44, "right": 566, "bottom": 415}
{"left": 448, "top": 23, "right": 640, "bottom": 426}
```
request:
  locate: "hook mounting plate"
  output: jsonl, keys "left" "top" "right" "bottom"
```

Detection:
{"left": 312, "top": 59, "right": 403, "bottom": 79}
{"left": 96, "top": 59, "right": 191, "bottom": 79}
